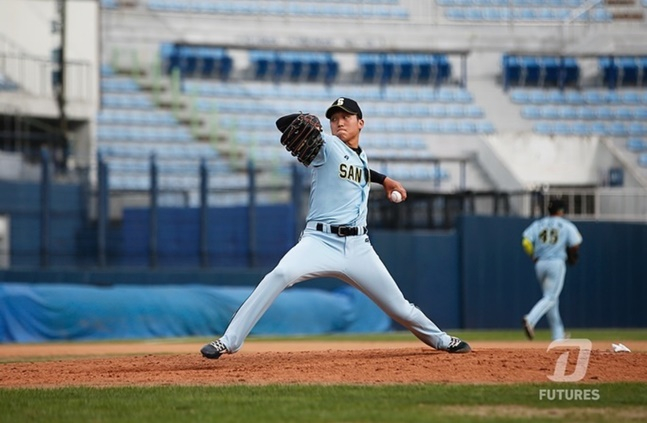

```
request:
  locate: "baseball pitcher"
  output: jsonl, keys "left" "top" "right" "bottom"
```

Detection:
{"left": 201, "top": 97, "right": 471, "bottom": 359}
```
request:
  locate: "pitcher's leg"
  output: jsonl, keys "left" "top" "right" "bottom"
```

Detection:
{"left": 345, "top": 245, "right": 451, "bottom": 350}
{"left": 526, "top": 295, "right": 553, "bottom": 328}
{"left": 546, "top": 264, "right": 566, "bottom": 340}
{"left": 526, "top": 261, "right": 565, "bottom": 329}
{"left": 219, "top": 268, "right": 293, "bottom": 353}
{"left": 205, "top": 234, "right": 341, "bottom": 357}
{"left": 546, "top": 299, "right": 565, "bottom": 340}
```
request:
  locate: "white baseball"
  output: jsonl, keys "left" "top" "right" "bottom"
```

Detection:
{"left": 390, "top": 191, "right": 403, "bottom": 203}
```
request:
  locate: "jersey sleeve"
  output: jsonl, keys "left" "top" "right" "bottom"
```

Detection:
{"left": 308, "top": 133, "right": 330, "bottom": 167}
{"left": 567, "top": 222, "right": 583, "bottom": 247}
{"left": 522, "top": 222, "right": 536, "bottom": 242}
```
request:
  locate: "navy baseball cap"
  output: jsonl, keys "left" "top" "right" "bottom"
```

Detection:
{"left": 325, "top": 97, "right": 363, "bottom": 119}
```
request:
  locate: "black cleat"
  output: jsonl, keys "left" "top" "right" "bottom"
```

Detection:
{"left": 201, "top": 339, "right": 228, "bottom": 359}
{"left": 446, "top": 336, "right": 472, "bottom": 353}
{"left": 522, "top": 316, "right": 534, "bottom": 340}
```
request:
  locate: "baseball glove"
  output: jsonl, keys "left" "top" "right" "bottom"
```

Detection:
{"left": 279, "top": 113, "right": 324, "bottom": 166}
{"left": 566, "top": 246, "right": 579, "bottom": 265}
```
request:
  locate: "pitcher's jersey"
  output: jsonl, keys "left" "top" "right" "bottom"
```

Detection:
{"left": 305, "top": 133, "right": 370, "bottom": 226}
{"left": 523, "top": 216, "right": 582, "bottom": 261}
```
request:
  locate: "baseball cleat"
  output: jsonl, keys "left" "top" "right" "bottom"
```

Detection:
{"left": 445, "top": 336, "right": 472, "bottom": 353}
{"left": 201, "top": 339, "right": 228, "bottom": 359}
{"left": 522, "top": 317, "right": 534, "bottom": 340}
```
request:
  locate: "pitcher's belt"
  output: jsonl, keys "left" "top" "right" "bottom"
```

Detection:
{"left": 309, "top": 222, "right": 368, "bottom": 236}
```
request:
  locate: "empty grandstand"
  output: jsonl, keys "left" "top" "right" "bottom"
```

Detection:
{"left": 1, "top": 0, "right": 647, "bottom": 269}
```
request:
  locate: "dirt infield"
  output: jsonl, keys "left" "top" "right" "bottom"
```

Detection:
{"left": 1, "top": 340, "right": 646, "bottom": 387}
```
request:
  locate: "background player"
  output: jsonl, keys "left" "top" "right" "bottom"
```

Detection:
{"left": 201, "top": 97, "right": 471, "bottom": 359}
{"left": 521, "top": 198, "right": 583, "bottom": 341}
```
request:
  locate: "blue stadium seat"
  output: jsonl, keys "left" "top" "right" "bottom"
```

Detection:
{"left": 423, "top": 121, "right": 441, "bottom": 133}
{"left": 465, "top": 105, "right": 484, "bottom": 118}
{"left": 638, "top": 153, "right": 647, "bottom": 168}
{"left": 522, "top": 56, "right": 541, "bottom": 85}
{"left": 571, "top": 122, "right": 590, "bottom": 136}
{"left": 379, "top": 54, "right": 396, "bottom": 84}
{"left": 476, "top": 121, "right": 495, "bottom": 134}
{"left": 621, "top": 91, "right": 641, "bottom": 105}
{"left": 576, "top": 107, "right": 596, "bottom": 120}
{"left": 596, "top": 106, "right": 614, "bottom": 120}
{"left": 615, "top": 107, "right": 634, "bottom": 121}
{"left": 528, "top": 90, "right": 547, "bottom": 104}
{"left": 552, "top": 122, "right": 572, "bottom": 135}
{"left": 534, "top": 122, "right": 554, "bottom": 135}
{"left": 359, "top": 53, "right": 380, "bottom": 83}
{"left": 101, "top": 0, "right": 118, "bottom": 9}
{"left": 458, "top": 121, "right": 477, "bottom": 134}
{"left": 446, "top": 104, "right": 464, "bottom": 118}
{"left": 324, "top": 60, "right": 339, "bottom": 85}
{"left": 563, "top": 57, "right": 580, "bottom": 85}
{"left": 627, "top": 122, "right": 646, "bottom": 137}
{"left": 607, "top": 122, "right": 629, "bottom": 137}
{"left": 634, "top": 108, "right": 647, "bottom": 120}
{"left": 626, "top": 138, "right": 647, "bottom": 152}
{"left": 444, "top": 8, "right": 467, "bottom": 20}
{"left": 437, "top": 89, "right": 455, "bottom": 103}
{"left": 558, "top": 106, "right": 577, "bottom": 120}
{"left": 510, "top": 89, "right": 530, "bottom": 103}
{"left": 589, "top": 122, "right": 606, "bottom": 136}
{"left": 619, "top": 57, "right": 639, "bottom": 84}
{"left": 413, "top": 55, "right": 433, "bottom": 83}
{"left": 521, "top": 105, "right": 541, "bottom": 119}
{"left": 397, "top": 55, "right": 414, "bottom": 83}
{"left": 305, "top": 53, "right": 322, "bottom": 81}
{"left": 250, "top": 50, "right": 272, "bottom": 80}
{"left": 563, "top": 91, "right": 584, "bottom": 104}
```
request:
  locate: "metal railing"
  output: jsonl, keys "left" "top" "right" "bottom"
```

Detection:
{"left": 544, "top": 187, "right": 647, "bottom": 222}
{"left": 0, "top": 53, "right": 92, "bottom": 102}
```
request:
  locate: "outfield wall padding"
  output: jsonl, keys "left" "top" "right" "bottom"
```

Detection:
{"left": 0, "top": 283, "right": 391, "bottom": 343}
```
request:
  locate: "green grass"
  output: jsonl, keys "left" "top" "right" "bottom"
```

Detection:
{"left": 238, "top": 328, "right": 647, "bottom": 343}
{"left": 0, "top": 383, "right": 645, "bottom": 423}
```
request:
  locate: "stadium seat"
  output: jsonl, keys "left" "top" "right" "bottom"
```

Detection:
{"left": 510, "top": 89, "right": 530, "bottom": 104}
{"left": 539, "top": 106, "right": 559, "bottom": 120}
{"left": 576, "top": 107, "right": 596, "bottom": 121}
{"left": 626, "top": 138, "right": 647, "bottom": 152}
{"left": 634, "top": 108, "right": 647, "bottom": 120}
{"left": 476, "top": 121, "right": 495, "bottom": 134}
{"left": 615, "top": 107, "right": 634, "bottom": 121}
{"left": 621, "top": 91, "right": 641, "bottom": 105}
{"left": 638, "top": 154, "right": 647, "bottom": 168}
{"left": 628, "top": 122, "right": 646, "bottom": 137}
{"left": 534, "top": 122, "right": 553, "bottom": 135}
{"left": 558, "top": 106, "right": 577, "bottom": 120}
{"left": 596, "top": 107, "right": 614, "bottom": 120}
{"left": 571, "top": 122, "right": 590, "bottom": 136}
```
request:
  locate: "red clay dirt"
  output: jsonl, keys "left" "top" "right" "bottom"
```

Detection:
{"left": 1, "top": 340, "right": 646, "bottom": 388}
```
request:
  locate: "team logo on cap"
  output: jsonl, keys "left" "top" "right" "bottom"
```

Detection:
{"left": 334, "top": 98, "right": 345, "bottom": 106}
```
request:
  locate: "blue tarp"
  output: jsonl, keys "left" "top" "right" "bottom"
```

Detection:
{"left": 0, "top": 283, "right": 392, "bottom": 343}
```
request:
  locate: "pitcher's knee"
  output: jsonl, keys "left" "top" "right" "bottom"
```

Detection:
{"left": 542, "top": 294, "right": 559, "bottom": 306}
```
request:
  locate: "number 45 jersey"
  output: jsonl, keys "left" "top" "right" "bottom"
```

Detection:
{"left": 523, "top": 216, "right": 583, "bottom": 261}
